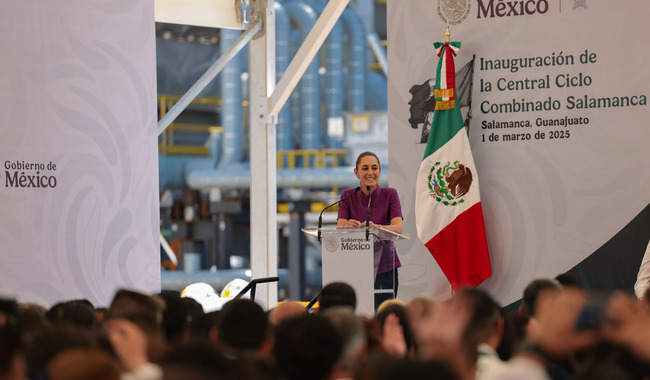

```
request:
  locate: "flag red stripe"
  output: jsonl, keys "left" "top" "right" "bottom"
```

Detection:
{"left": 425, "top": 202, "right": 492, "bottom": 290}
{"left": 444, "top": 45, "right": 456, "bottom": 99}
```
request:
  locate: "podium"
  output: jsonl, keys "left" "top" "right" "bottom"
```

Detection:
{"left": 302, "top": 226, "right": 409, "bottom": 316}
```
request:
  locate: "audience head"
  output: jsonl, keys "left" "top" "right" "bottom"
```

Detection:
{"left": 555, "top": 273, "right": 582, "bottom": 289}
{"left": 217, "top": 299, "right": 268, "bottom": 353}
{"left": 321, "top": 306, "right": 367, "bottom": 374}
{"left": 158, "top": 291, "right": 204, "bottom": 347}
{"left": 268, "top": 301, "right": 306, "bottom": 329}
{"left": 376, "top": 298, "right": 405, "bottom": 315}
{"left": 46, "top": 348, "right": 121, "bottom": 380}
{"left": 272, "top": 314, "right": 342, "bottom": 380}
{"left": 24, "top": 325, "right": 95, "bottom": 380}
{"left": 406, "top": 295, "right": 436, "bottom": 323}
{"left": 105, "top": 289, "right": 165, "bottom": 363}
{"left": 106, "top": 289, "right": 163, "bottom": 332}
{"left": 521, "top": 278, "right": 561, "bottom": 317}
{"left": 458, "top": 288, "right": 503, "bottom": 349}
{"left": 16, "top": 304, "right": 51, "bottom": 347}
{"left": 188, "top": 311, "right": 221, "bottom": 344}
{"left": 318, "top": 282, "right": 356, "bottom": 312}
{"left": 46, "top": 300, "right": 95, "bottom": 332}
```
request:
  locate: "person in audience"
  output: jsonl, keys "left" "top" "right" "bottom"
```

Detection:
{"left": 520, "top": 278, "right": 562, "bottom": 317}
{"left": 634, "top": 238, "right": 650, "bottom": 299}
{"left": 24, "top": 325, "right": 95, "bottom": 380}
{"left": 321, "top": 306, "right": 367, "bottom": 379}
{"left": 376, "top": 359, "right": 460, "bottom": 380}
{"left": 572, "top": 361, "right": 636, "bottom": 380}
{"left": 0, "top": 298, "right": 17, "bottom": 329}
{"left": 104, "top": 289, "right": 166, "bottom": 380}
{"left": 358, "top": 316, "right": 384, "bottom": 356}
{"left": 216, "top": 299, "right": 270, "bottom": 358}
{"left": 46, "top": 300, "right": 96, "bottom": 333}
{"left": 268, "top": 301, "right": 307, "bottom": 329}
{"left": 375, "top": 298, "right": 404, "bottom": 315}
{"left": 456, "top": 288, "right": 508, "bottom": 380}
{"left": 272, "top": 314, "right": 342, "bottom": 380}
{"left": 495, "top": 310, "right": 519, "bottom": 361}
{"left": 157, "top": 291, "right": 203, "bottom": 348}
{"left": 15, "top": 278, "right": 650, "bottom": 380}
{"left": 318, "top": 282, "right": 357, "bottom": 313}
{"left": 0, "top": 326, "right": 27, "bottom": 380}
{"left": 187, "top": 311, "right": 221, "bottom": 344}
{"left": 554, "top": 273, "right": 582, "bottom": 289}
{"left": 405, "top": 295, "right": 436, "bottom": 334}
{"left": 414, "top": 294, "right": 477, "bottom": 380}
{"left": 355, "top": 352, "right": 401, "bottom": 380}
{"left": 161, "top": 341, "right": 239, "bottom": 380}
{"left": 16, "top": 304, "right": 50, "bottom": 347}
{"left": 46, "top": 348, "right": 121, "bottom": 380}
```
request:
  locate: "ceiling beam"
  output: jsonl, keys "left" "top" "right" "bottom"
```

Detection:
{"left": 155, "top": 0, "right": 246, "bottom": 30}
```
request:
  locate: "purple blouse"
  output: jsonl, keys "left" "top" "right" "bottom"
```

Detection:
{"left": 337, "top": 185, "right": 403, "bottom": 274}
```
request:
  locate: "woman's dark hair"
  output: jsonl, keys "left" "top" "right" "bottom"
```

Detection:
{"left": 355, "top": 152, "right": 380, "bottom": 169}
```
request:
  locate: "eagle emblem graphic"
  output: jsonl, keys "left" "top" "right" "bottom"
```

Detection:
{"left": 427, "top": 160, "right": 473, "bottom": 206}
{"left": 438, "top": 0, "right": 471, "bottom": 25}
{"left": 324, "top": 237, "right": 339, "bottom": 253}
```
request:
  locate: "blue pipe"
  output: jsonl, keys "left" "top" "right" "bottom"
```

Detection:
{"left": 186, "top": 165, "right": 389, "bottom": 190}
{"left": 218, "top": 29, "right": 244, "bottom": 168}
{"left": 283, "top": 2, "right": 321, "bottom": 160}
{"left": 341, "top": 9, "right": 367, "bottom": 112}
{"left": 158, "top": 132, "right": 221, "bottom": 190}
{"left": 275, "top": 2, "right": 293, "bottom": 153}
{"left": 366, "top": 70, "right": 388, "bottom": 110}
{"left": 290, "top": 29, "right": 302, "bottom": 150}
{"left": 309, "top": 3, "right": 345, "bottom": 150}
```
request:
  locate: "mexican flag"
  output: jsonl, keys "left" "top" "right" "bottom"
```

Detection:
{"left": 415, "top": 40, "right": 492, "bottom": 290}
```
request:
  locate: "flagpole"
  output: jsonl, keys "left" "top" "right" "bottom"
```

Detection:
{"left": 446, "top": 20, "right": 450, "bottom": 43}
{"left": 447, "top": 20, "right": 453, "bottom": 299}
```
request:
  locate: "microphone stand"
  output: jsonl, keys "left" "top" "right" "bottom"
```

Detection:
{"left": 365, "top": 185, "right": 372, "bottom": 241}
{"left": 318, "top": 186, "right": 361, "bottom": 242}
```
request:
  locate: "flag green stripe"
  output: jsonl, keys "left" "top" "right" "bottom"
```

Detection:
{"left": 422, "top": 106, "right": 465, "bottom": 159}
{"left": 433, "top": 43, "right": 444, "bottom": 91}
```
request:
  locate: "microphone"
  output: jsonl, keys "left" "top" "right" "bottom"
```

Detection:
{"left": 365, "top": 186, "right": 372, "bottom": 241}
{"left": 318, "top": 186, "right": 361, "bottom": 241}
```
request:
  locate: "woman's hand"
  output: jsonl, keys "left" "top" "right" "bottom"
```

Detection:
{"left": 344, "top": 219, "right": 362, "bottom": 228}
{"left": 337, "top": 218, "right": 363, "bottom": 228}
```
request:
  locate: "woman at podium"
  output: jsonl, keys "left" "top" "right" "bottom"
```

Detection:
{"left": 336, "top": 151, "right": 403, "bottom": 308}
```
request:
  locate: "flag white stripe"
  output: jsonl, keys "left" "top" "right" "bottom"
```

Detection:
{"left": 415, "top": 128, "right": 481, "bottom": 243}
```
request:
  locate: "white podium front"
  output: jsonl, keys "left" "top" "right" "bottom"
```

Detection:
{"left": 303, "top": 226, "right": 409, "bottom": 316}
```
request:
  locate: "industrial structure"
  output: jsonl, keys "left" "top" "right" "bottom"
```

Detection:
{"left": 155, "top": 0, "right": 390, "bottom": 305}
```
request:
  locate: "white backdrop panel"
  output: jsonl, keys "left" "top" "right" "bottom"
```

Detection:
{"left": 0, "top": 0, "right": 160, "bottom": 307}
{"left": 388, "top": 0, "right": 650, "bottom": 305}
